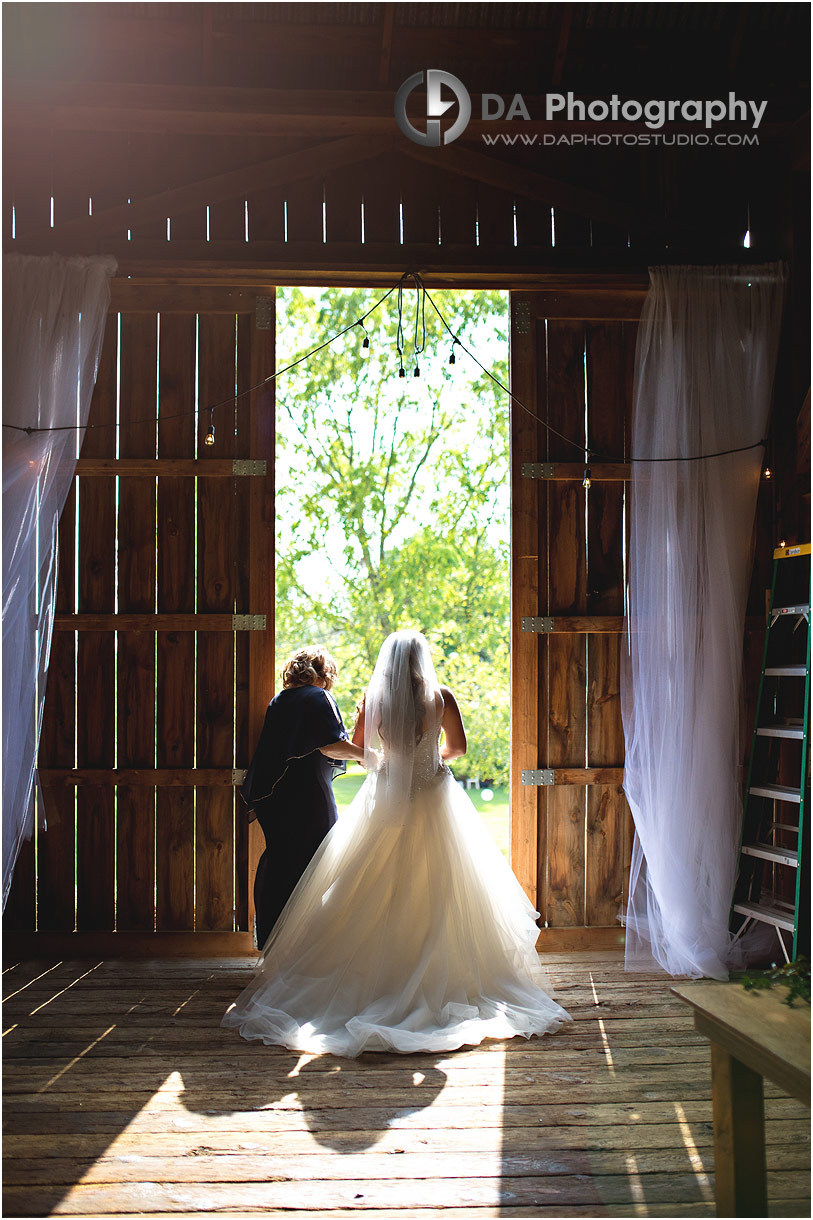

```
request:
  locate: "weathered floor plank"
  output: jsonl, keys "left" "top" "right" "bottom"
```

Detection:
{"left": 3, "top": 952, "right": 810, "bottom": 1218}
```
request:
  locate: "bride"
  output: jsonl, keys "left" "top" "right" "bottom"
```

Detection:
{"left": 222, "top": 630, "right": 570, "bottom": 1056}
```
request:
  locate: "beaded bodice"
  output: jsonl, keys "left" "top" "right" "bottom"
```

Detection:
{"left": 409, "top": 729, "right": 450, "bottom": 793}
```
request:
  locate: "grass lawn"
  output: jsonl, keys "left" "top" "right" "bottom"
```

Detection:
{"left": 333, "top": 765, "right": 510, "bottom": 860}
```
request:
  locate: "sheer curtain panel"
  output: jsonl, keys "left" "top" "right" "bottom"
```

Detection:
{"left": 2, "top": 254, "right": 116, "bottom": 908}
{"left": 621, "top": 263, "right": 786, "bottom": 979}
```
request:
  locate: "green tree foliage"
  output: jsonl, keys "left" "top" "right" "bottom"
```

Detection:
{"left": 275, "top": 287, "right": 510, "bottom": 783}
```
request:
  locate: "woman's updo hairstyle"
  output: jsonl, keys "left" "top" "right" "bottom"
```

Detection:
{"left": 281, "top": 645, "right": 338, "bottom": 691}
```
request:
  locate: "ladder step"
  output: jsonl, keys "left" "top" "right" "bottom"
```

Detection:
{"left": 771, "top": 604, "right": 810, "bottom": 618}
{"left": 733, "top": 900, "right": 796, "bottom": 932}
{"left": 749, "top": 783, "right": 802, "bottom": 803}
{"left": 741, "top": 843, "right": 799, "bottom": 867}
{"left": 770, "top": 822, "right": 800, "bottom": 834}
{"left": 764, "top": 665, "right": 808, "bottom": 677}
{"left": 756, "top": 722, "right": 805, "bottom": 740}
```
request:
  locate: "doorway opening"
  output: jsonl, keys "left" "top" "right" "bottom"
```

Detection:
{"left": 274, "top": 287, "right": 510, "bottom": 856}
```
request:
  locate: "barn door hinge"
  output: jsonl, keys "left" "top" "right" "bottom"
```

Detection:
{"left": 232, "top": 614, "right": 267, "bottom": 630}
{"left": 232, "top": 459, "right": 267, "bottom": 476}
{"left": 255, "top": 296, "right": 273, "bottom": 330}
{"left": 513, "top": 300, "right": 531, "bottom": 334}
{"left": 522, "top": 462, "right": 555, "bottom": 479}
{"left": 522, "top": 769, "right": 555, "bottom": 786}
{"left": 522, "top": 616, "right": 554, "bottom": 633}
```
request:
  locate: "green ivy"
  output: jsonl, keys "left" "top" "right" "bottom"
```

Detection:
{"left": 741, "top": 957, "right": 811, "bottom": 1007}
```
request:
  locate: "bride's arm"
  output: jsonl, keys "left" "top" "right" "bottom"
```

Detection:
{"left": 439, "top": 686, "right": 467, "bottom": 760}
{"left": 351, "top": 697, "right": 365, "bottom": 747}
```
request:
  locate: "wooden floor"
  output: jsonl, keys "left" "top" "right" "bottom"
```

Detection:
{"left": 3, "top": 951, "right": 810, "bottom": 1218}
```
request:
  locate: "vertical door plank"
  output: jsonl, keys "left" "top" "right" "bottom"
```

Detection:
{"left": 551, "top": 195, "right": 592, "bottom": 250}
{"left": 244, "top": 140, "right": 301, "bottom": 245}
{"left": 512, "top": 146, "right": 552, "bottom": 251}
{"left": 232, "top": 310, "right": 254, "bottom": 931}
{"left": 358, "top": 154, "right": 400, "bottom": 247}
{"left": 4, "top": 836, "right": 36, "bottom": 931}
{"left": 283, "top": 178, "right": 325, "bottom": 247}
{"left": 545, "top": 320, "right": 588, "bottom": 927}
{"left": 324, "top": 162, "right": 363, "bottom": 245}
{"left": 116, "top": 314, "right": 158, "bottom": 931}
{"left": 4, "top": 131, "right": 50, "bottom": 242}
{"left": 245, "top": 303, "right": 277, "bottom": 936}
{"left": 36, "top": 484, "right": 76, "bottom": 931}
{"left": 156, "top": 313, "right": 196, "bottom": 931}
{"left": 121, "top": 132, "right": 168, "bottom": 245}
{"left": 621, "top": 321, "right": 637, "bottom": 912}
{"left": 164, "top": 135, "right": 208, "bottom": 245}
{"left": 585, "top": 321, "right": 629, "bottom": 926}
{"left": 438, "top": 172, "right": 477, "bottom": 251}
{"left": 206, "top": 136, "right": 262, "bottom": 246}
{"left": 509, "top": 294, "right": 545, "bottom": 911}
{"left": 476, "top": 182, "right": 514, "bottom": 252}
{"left": 75, "top": 314, "right": 118, "bottom": 931}
{"left": 400, "top": 155, "right": 440, "bottom": 248}
{"left": 196, "top": 314, "right": 238, "bottom": 931}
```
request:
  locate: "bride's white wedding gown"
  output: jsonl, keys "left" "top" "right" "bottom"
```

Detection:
{"left": 223, "top": 731, "right": 570, "bottom": 1057}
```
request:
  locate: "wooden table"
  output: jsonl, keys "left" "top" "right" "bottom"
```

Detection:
{"left": 672, "top": 981, "right": 811, "bottom": 1217}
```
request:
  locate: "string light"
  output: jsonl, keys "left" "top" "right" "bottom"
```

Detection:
{"left": 204, "top": 409, "right": 215, "bottom": 446}
{"left": 583, "top": 466, "right": 592, "bottom": 490}
{"left": 763, "top": 467, "right": 772, "bottom": 479}
{"left": 778, "top": 538, "right": 786, "bottom": 549}
{"left": 3, "top": 269, "right": 776, "bottom": 469}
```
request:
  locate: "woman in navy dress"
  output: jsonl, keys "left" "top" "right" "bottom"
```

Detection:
{"left": 241, "top": 645, "right": 369, "bottom": 949}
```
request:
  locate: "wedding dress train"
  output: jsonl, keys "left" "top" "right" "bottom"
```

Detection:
{"left": 223, "top": 731, "right": 570, "bottom": 1057}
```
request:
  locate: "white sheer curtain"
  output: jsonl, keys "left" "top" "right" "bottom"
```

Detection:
{"left": 3, "top": 254, "right": 115, "bottom": 908}
{"left": 621, "top": 263, "right": 786, "bottom": 979}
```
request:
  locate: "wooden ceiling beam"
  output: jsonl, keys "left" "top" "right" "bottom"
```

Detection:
{"left": 27, "top": 134, "right": 394, "bottom": 244}
{"left": 10, "top": 232, "right": 758, "bottom": 286}
{"left": 7, "top": 12, "right": 542, "bottom": 63}
{"left": 551, "top": 4, "right": 573, "bottom": 90}
{"left": 400, "top": 142, "right": 656, "bottom": 237}
{"left": 5, "top": 83, "right": 797, "bottom": 138}
{"left": 378, "top": 4, "right": 396, "bottom": 87}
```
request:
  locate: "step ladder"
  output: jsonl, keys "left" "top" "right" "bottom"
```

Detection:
{"left": 731, "top": 542, "right": 811, "bottom": 961}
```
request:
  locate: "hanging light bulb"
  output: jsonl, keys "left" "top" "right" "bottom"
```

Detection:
{"left": 778, "top": 539, "right": 786, "bottom": 549}
{"left": 399, "top": 365, "right": 406, "bottom": 379}
{"left": 583, "top": 466, "right": 592, "bottom": 490}
{"left": 449, "top": 337, "right": 459, "bottom": 366}
{"left": 413, "top": 362, "right": 420, "bottom": 379}
{"left": 358, "top": 321, "right": 370, "bottom": 358}
{"left": 763, "top": 467, "right": 772, "bottom": 480}
{"left": 204, "top": 410, "right": 215, "bottom": 446}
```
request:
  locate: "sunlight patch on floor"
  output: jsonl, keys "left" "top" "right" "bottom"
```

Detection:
{"left": 674, "top": 1099, "right": 715, "bottom": 1202}
{"left": 37, "top": 1024, "right": 117, "bottom": 1092}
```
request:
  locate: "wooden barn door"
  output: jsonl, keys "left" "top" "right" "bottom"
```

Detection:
{"left": 5, "top": 286, "right": 274, "bottom": 952}
{"left": 510, "top": 288, "right": 643, "bottom": 947}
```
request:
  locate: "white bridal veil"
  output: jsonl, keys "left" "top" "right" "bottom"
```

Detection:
{"left": 2, "top": 254, "right": 116, "bottom": 907}
{"left": 621, "top": 263, "right": 786, "bottom": 979}
{"left": 363, "top": 630, "right": 442, "bottom": 818}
